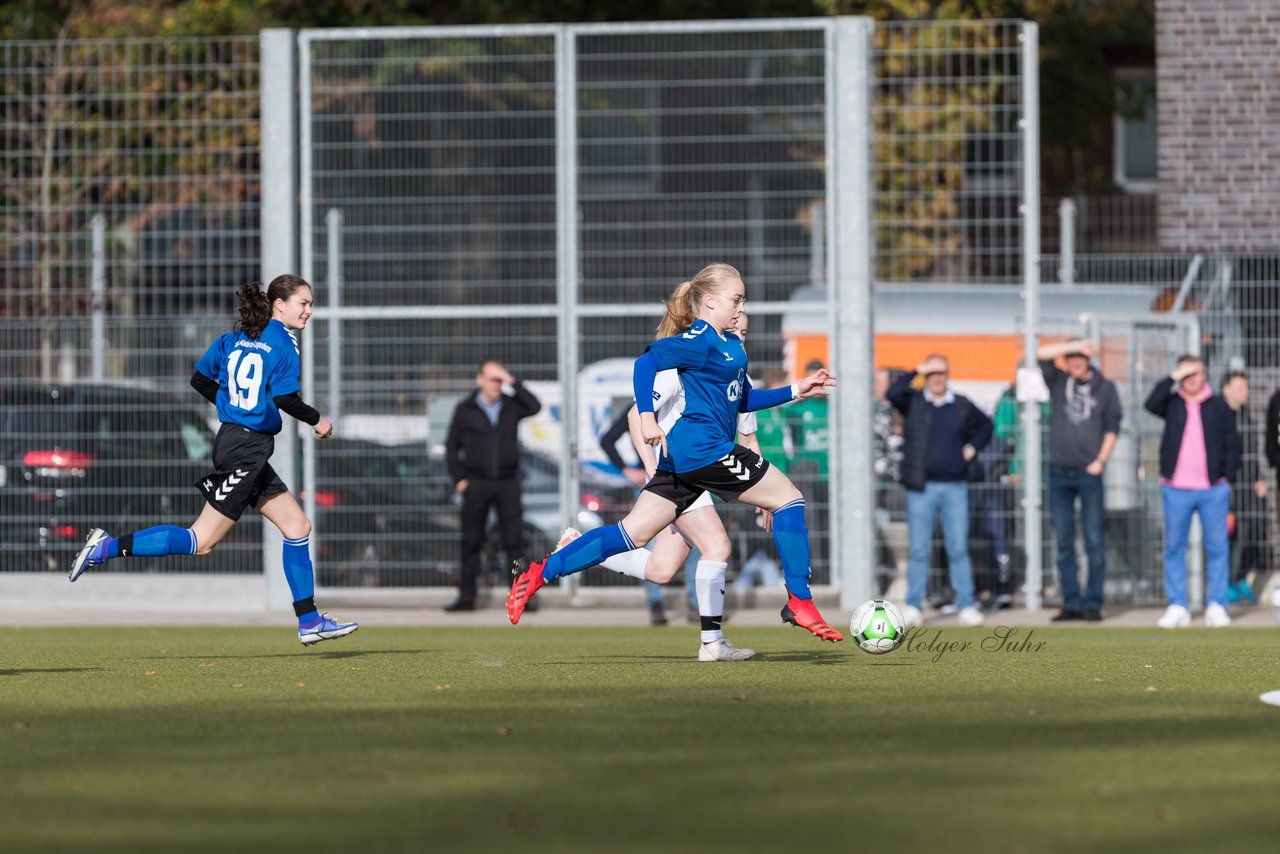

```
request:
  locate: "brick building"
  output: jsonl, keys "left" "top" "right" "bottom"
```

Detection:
{"left": 1157, "top": 0, "right": 1280, "bottom": 250}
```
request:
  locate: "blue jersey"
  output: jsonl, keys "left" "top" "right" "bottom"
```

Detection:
{"left": 194, "top": 319, "right": 302, "bottom": 435}
{"left": 644, "top": 319, "right": 748, "bottom": 471}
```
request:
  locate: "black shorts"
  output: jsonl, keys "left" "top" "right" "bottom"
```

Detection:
{"left": 643, "top": 444, "right": 771, "bottom": 514}
{"left": 196, "top": 424, "right": 289, "bottom": 521}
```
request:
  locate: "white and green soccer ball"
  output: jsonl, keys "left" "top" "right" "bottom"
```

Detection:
{"left": 850, "top": 598, "right": 906, "bottom": 655}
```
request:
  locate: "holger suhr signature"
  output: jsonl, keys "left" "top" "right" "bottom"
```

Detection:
{"left": 901, "top": 626, "right": 1048, "bottom": 662}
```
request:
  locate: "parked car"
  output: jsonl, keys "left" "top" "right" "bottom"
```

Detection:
{"left": 518, "top": 447, "right": 631, "bottom": 544}
{"left": 309, "top": 439, "right": 558, "bottom": 588}
{"left": 0, "top": 382, "right": 260, "bottom": 573}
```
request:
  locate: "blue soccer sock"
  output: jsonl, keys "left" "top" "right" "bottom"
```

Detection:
{"left": 771, "top": 499, "right": 813, "bottom": 600}
{"left": 115, "top": 526, "right": 197, "bottom": 558}
{"left": 282, "top": 536, "right": 318, "bottom": 624}
{"left": 542, "top": 523, "right": 634, "bottom": 581}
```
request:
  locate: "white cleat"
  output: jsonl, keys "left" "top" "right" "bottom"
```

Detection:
{"left": 1203, "top": 603, "right": 1232, "bottom": 628}
{"left": 958, "top": 605, "right": 986, "bottom": 627}
{"left": 298, "top": 613, "right": 359, "bottom": 646}
{"left": 69, "top": 527, "right": 109, "bottom": 582}
{"left": 556, "top": 527, "right": 581, "bottom": 551}
{"left": 698, "top": 638, "right": 756, "bottom": 662}
{"left": 900, "top": 604, "right": 924, "bottom": 628}
{"left": 1156, "top": 604, "right": 1191, "bottom": 629}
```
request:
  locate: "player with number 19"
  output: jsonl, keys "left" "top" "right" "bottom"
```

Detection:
{"left": 68, "top": 275, "right": 358, "bottom": 647}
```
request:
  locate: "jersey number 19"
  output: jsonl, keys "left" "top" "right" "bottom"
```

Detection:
{"left": 226, "top": 350, "right": 263, "bottom": 411}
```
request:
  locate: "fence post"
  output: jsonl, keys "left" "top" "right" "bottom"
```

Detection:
{"left": 1058, "top": 198, "right": 1076, "bottom": 288}
{"left": 1020, "top": 21, "right": 1044, "bottom": 611}
{"left": 326, "top": 208, "right": 344, "bottom": 430}
{"left": 556, "top": 26, "right": 581, "bottom": 602}
{"left": 260, "top": 28, "right": 299, "bottom": 611}
{"left": 90, "top": 213, "right": 107, "bottom": 380}
{"left": 831, "top": 16, "right": 875, "bottom": 611}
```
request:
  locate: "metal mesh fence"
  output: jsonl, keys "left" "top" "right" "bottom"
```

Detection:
{"left": 574, "top": 24, "right": 830, "bottom": 595}
{"left": 9, "top": 21, "right": 1274, "bottom": 614}
{"left": 870, "top": 20, "right": 1033, "bottom": 612}
{"left": 299, "top": 22, "right": 835, "bottom": 596}
{"left": 0, "top": 36, "right": 260, "bottom": 573}
{"left": 576, "top": 27, "right": 827, "bottom": 303}
{"left": 872, "top": 20, "right": 1026, "bottom": 284}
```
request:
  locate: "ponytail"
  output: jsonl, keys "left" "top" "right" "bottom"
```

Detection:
{"left": 656, "top": 281, "right": 698, "bottom": 339}
{"left": 235, "top": 281, "right": 271, "bottom": 338}
{"left": 655, "top": 263, "right": 741, "bottom": 339}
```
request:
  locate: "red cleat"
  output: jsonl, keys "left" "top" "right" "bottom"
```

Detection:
{"left": 507, "top": 558, "right": 548, "bottom": 625}
{"left": 781, "top": 593, "right": 843, "bottom": 643}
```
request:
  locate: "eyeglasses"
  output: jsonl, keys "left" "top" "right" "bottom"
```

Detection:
{"left": 715, "top": 293, "right": 746, "bottom": 308}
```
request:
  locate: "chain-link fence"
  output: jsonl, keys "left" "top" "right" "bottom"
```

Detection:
{"left": 11, "top": 20, "right": 1273, "bottom": 615}
{"left": 296, "top": 21, "right": 839, "bottom": 601}
{"left": 1, "top": 36, "right": 262, "bottom": 573}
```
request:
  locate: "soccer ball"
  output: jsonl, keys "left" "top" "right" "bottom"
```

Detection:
{"left": 850, "top": 598, "right": 906, "bottom": 655}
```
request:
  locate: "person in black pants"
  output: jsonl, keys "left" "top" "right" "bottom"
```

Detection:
{"left": 444, "top": 359, "right": 541, "bottom": 612}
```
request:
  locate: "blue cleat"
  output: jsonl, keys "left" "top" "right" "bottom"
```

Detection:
{"left": 298, "top": 613, "right": 360, "bottom": 646}
{"left": 69, "top": 528, "right": 110, "bottom": 582}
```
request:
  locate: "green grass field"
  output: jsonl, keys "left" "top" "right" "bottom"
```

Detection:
{"left": 3, "top": 624, "right": 1279, "bottom": 853}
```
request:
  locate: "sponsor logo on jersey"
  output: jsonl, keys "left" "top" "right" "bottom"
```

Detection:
{"left": 234, "top": 338, "right": 273, "bottom": 353}
{"left": 727, "top": 379, "right": 741, "bottom": 402}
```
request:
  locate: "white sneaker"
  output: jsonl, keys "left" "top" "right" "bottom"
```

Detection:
{"left": 698, "top": 638, "right": 755, "bottom": 662}
{"left": 1204, "top": 603, "right": 1232, "bottom": 628}
{"left": 901, "top": 604, "right": 923, "bottom": 627}
{"left": 1156, "top": 604, "right": 1191, "bottom": 629}
{"left": 957, "top": 605, "right": 985, "bottom": 627}
{"left": 556, "top": 527, "right": 581, "bottom": 551}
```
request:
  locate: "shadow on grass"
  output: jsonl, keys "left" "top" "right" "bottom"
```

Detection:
{"left": 0, "top": 667, "right": 103, "bottom": 676}
{"left": 540, "top": 651, "right": 858, "bottom": 666}
{"left": 752, "top": 651, "right": 889, "bottom": 665}
{"left": 131, "top": 649, "right": 435, "bottom": 662}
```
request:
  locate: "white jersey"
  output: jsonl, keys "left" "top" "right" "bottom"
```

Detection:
{"left": 652, "top": 368, "right": 757, "bottom": 438}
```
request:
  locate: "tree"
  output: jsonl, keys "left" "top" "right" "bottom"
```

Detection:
{"left": 1, "top": 1, "right": 259, "bottom": 378}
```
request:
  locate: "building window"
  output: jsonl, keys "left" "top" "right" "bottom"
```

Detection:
{"left": 1114, "top": 68, "right": 1157, "bottom": 193}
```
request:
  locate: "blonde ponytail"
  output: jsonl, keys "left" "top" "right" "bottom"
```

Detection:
{"left": 655, "top": 263, "right": 741, "bottom": 339}
{"left": 656, "top": 281, "right": 697, "bottom": 339}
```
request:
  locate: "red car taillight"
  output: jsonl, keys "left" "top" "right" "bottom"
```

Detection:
{"left": 23, "top": 450, "right": 94, "bottom": 478}
{"left": 301, "top": 489, "right": 340, "bottom": 508}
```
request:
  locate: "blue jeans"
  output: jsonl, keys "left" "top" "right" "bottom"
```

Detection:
{"left": 1048, "top": 466, "right": 1106, "bottom": 612}
{"left": 906, "top": 481, "right": 975, "bottom": 610}
{"left": 1161, "top": 482, "right": 1231, "bottom": 608}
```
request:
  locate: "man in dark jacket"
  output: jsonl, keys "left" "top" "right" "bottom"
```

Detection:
{"left": 1145, "top": 354, "right": 1240, "bottom": 629}
{"left": 444, "top": 359, "right": 541, "bottom": 612}
{"left": 1036, "top": 339, "right": 1123, "bottom": 623}
{"left": 887, "top": 354, "right": 993, "bottom": 628}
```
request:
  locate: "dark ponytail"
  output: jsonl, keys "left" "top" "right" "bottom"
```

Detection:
{"left": 235, "top": 274, "right": 312, "bottom": 338}
{"left": 235, "top": 281, "right": 271, "bottom": 338}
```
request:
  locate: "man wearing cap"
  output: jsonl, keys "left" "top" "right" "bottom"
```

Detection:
{"left": 887, "top": 353, "right": 993, "bottom": 628}
{"left": 1037, "top": 339, "right": 1123, "bottom": 622}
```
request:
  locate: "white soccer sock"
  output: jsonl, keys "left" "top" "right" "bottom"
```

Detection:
{"left": 696, "top": 560, "right": 728, "bottom": 644}
{"left": 599, "top": 547, "right": 653, "bottom": 580}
